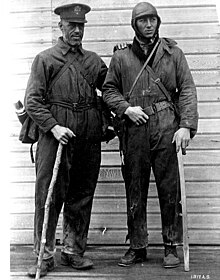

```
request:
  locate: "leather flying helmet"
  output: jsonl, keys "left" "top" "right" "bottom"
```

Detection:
{"left": 131, "top": 2, "right": 161, "bottom": 41}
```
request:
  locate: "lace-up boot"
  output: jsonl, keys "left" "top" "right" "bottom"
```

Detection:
{"left": 163, "top": 245, "right": 180, "bottom": 268}
{"left": 61, "top": 252, "right": 93, "bottom": 270}
{"left": 118, "top": 247, "right": 147, "bottom": 267}
{"left": 27, "top": 257, "right": 55, "bottom": 278}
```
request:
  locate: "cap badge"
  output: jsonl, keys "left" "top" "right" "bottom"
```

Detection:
{"left": 74, "top": 5, "right": 82, "bottom": 15}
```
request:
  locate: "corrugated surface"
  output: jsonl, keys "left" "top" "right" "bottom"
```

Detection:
{"left": 10, "top": 0, "right": 220, "bottom": 245}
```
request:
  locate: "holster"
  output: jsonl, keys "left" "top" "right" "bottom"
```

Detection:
{"left": 112, "top": 115, "right": 125, "bottom": 139}
{"left": 96, "top": 96, "right": 116, "bottom": 142}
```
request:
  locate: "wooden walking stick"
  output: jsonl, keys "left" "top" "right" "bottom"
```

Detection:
{"left": 35, "top": 143, "right": 63, "bottom": 280}
{"left": 177, "top": 145, "right": 190, "bottom": 272}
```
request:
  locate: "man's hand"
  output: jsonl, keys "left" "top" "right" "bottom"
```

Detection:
{"left": 51, "top": 124, "right": 75, "bottom": 145}
{"left": 172, "top": 127, "right": 190, "bottom": 154}
{"left": 113, "top": 42, "right": 128, "bottom": 52}
{"left": 124, "top": 106, "right": 149, "bottom": 125}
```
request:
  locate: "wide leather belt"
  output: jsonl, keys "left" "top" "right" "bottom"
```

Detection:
{"left": 48, "top": 100, "right": 96, "bottom": 111}
{"left": 143, "top": 100, "right": 171, "bottom": 116}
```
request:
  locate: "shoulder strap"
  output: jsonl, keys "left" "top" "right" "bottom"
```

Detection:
{"left": 145, "top": 65, "right": 172, "bottom": 102}
{"left": 67, "top": 53, "right": 95, "bottom": 90}
{"left": 47, "top": 55, "right": 77, "bottom": 93}
{"left": 128, "top": 39, "right": 160, "bottom": 99}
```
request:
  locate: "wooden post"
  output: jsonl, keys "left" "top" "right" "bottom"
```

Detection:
{"left": 177, "top": 147, "right": 190, "bottom": 272}
{"left": 35, "top": 143, "right": 63, "bottom": 280}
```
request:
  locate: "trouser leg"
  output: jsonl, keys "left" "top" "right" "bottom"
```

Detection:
{"left": 62, "top": 140, "right": 101, "bottom": 256}
{"left": 152, "top": 143, "right": 182, "bottom": 245}
{"left": 34, "top": 134, "right": 64, "bottom": 259}
{"left": 151, "top": 109, "right": 182, "bottom": 245}
{"left": 122, "top": 123, "right": 150, "bottom": 249}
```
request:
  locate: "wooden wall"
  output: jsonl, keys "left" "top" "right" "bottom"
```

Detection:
{"left": 10, "top": 0, "right": 220, "bottom": 245}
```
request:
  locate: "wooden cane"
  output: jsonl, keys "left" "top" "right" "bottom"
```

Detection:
{"left": 177, "top": 145, "right": 190, "bottom": 272}
{"left": 35, "top": 143, "right": 63, "bottom": 279}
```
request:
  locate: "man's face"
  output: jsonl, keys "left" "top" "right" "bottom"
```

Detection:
{"left": 136, "top": 15, "right": 158, "bottom": 39}
{"left": 59, "top": 19, "right": 84, "bottom": 46}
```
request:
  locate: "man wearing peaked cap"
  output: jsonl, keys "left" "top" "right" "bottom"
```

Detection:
{"left": 25, "top": 2, "right": 112, "bottom": 278}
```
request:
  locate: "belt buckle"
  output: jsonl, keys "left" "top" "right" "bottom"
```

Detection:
{"left": 72, "top": 103, "right": 78, "bottom": 109}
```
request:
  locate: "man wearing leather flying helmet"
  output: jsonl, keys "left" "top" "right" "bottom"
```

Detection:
{"left": 25, "top": 3, "right": 109, "bottom": 277}
{"left": 131, "top": 2, "right": 161, "bottom": 45}
{"left": 103, "top": 2, "right": 198, "bottom": 268}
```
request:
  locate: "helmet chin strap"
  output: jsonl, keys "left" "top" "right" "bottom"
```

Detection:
{"left": 136, "top": 32, "right": 159, "bottom": 45}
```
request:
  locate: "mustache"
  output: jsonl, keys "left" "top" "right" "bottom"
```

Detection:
{"left": 69, "top": 30, "right": 83, "bottom": 37}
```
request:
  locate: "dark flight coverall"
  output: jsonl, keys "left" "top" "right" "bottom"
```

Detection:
{"left": 25, "top": 37, "right": 108, "bottom": 259}
{"left": 103, "top": 37, "right": 198, "bottom": 248}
